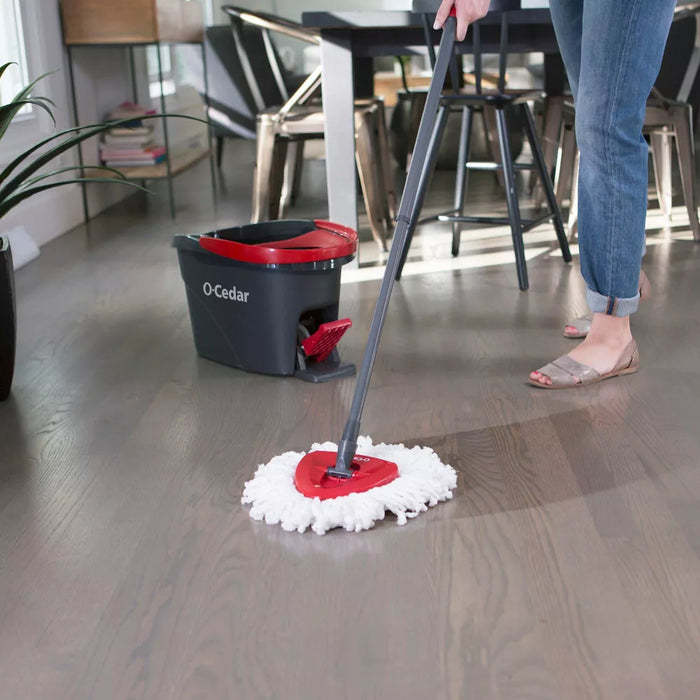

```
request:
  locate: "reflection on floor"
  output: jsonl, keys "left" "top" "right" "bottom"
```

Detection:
{"left": 2, "top": 138, "right": 700, "bottom": 699}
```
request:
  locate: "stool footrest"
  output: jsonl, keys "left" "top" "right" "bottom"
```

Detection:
{"left": 438, "top": 212, "right": 554, "bottom": 232}
{"left": 466, "top": 161, "right": 535, "bottom": 171}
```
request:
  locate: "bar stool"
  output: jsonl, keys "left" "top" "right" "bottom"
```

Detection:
{"left": 396, "top": 5, "right": 572, "bottom": 290}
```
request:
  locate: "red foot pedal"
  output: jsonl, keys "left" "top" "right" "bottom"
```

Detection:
{"left": 301, "top": 318, "right": 352, "bottom": 362}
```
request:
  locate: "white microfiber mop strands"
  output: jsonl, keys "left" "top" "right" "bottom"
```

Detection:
{"left": 241, "top": 436, "right": 457, "bottom": 535}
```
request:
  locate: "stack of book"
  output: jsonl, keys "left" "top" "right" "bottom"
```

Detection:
{"left": 100, "top": 103, "right": 167, "bottom": 168}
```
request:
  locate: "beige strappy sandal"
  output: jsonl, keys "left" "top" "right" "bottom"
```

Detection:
{"left": 529, "top": 340, "right": 640, "bottom": 389}
{"left": 563, "top": 271, "right": 652, "bottom": 339}
{"left": 563, "top": 313, "right": 592, "bottom": 339}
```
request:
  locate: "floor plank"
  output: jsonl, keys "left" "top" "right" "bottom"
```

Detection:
{"left": 2, "top": 143, "right": 700, "bottom": 699}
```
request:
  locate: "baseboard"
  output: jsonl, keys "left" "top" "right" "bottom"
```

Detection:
{"left": 0, "top": 181, "right": 134, "bottom": 248}
{"left": 0, "top": 185, "right": 84, "bottom": 247}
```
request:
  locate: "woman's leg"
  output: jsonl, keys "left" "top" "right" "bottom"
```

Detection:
{"left": 575, "top": 0, "right": 674, "bottom": 313}
{"left": 532, "top": 0, "right": 675, "bottom": 386}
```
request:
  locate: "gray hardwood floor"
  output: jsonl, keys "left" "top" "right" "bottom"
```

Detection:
{"left": 2, "top": 142, "right": 700, "bottom": 699}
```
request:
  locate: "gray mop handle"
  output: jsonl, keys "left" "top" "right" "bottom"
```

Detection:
{"left": 332, "top": 16, "right": 457, "bottom": 476}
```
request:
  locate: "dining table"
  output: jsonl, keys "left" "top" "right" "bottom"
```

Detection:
{"left": 301, "top": 0, "right": 700, "bottom": 265}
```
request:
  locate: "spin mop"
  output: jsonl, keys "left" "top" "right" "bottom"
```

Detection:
{"left": 243, "top": 13, "right": 459, "bottom": 534}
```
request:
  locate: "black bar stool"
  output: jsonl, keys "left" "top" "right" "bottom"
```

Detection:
{"left": 398, "top": 1, "right": 572, "bottom": 290}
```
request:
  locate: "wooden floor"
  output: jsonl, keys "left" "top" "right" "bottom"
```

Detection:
{"left": 2, "top": 142, "right": 700, "bottom": 699}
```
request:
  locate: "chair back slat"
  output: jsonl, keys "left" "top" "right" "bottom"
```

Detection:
{"left": 205, "top": 24, "right": 258, "bottom": 136}
{"left": 498, "top": 13, "right": 508, "bottom": 94}
{"left": 222, "top": 5, "right": 315, "bottom": 113}
{"left": 473, "top": 22, "right": 482, "bottom": 94}
{"left": 228, "top": 17, "right": 267, "bottom": 112}
{"left": 421, "top": 8, "right": 512, "bottom": 96}
{"left": 262, "top": 27, "right": 289, "bottom": 102}
{"left": 421, "top": 14, "right": 437, "bottom": 69}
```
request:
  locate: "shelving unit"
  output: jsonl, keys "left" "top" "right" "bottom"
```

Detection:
{"left": 115, "top": 146, "right": 211, "bottom": 180}
{"left": 60, "top": 0, "right": 216, "bottom": 220}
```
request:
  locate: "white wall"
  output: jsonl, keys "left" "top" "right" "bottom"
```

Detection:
{"left": 0, "top": 1, "right": 151, "bottom": 247}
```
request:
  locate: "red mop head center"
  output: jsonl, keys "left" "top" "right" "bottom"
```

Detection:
{"left": 294, "top": 450, "right": 399, "bottom": 500}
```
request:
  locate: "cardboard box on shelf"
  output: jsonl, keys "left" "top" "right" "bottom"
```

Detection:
{"left": 59, "top": 0, "right": 204, "bottom": 45}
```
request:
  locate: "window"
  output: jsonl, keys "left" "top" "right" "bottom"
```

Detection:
{"left": 0, "top": 0, "right": 29, "bottom": 104}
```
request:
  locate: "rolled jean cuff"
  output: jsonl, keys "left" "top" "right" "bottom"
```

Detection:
{"left": 586, "top": 287, "right": 640, "bottom": 317}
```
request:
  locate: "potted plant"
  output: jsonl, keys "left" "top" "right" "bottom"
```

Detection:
{"left": 0, "top": 63, "right": 154, "bottom": 400}
{"left": 0, "top": 234, "right": 14, "bottom": 400}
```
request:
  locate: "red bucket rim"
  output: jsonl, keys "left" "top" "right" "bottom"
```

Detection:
{"left": 197, "top": 220, "right": 357, "bottom": 265}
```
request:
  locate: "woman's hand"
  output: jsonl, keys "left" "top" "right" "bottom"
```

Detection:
{"left": 433, "top": 0, "right": 491, "bottom": 41}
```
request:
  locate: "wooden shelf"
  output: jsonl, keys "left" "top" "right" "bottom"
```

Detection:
{"left": 111, "top": 147, "right": 211, "bottom": 179}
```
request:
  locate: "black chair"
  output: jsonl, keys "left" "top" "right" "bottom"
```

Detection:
{"left": 204, "top": 23, "right": 307, "bottom": 167}
{"left": 398, "top": 0, "right": 572, "bottom": 290}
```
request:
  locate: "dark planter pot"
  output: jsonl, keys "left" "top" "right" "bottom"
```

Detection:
{"left": 0, "top": 236, "right": 16, "bottom": 401}
{"left": 389, "top": 90, "right": 524, "bottom": 170}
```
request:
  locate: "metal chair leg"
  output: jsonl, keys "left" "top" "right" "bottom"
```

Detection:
{"left": 355, "top": 108, "right": 389, "bottom": 252}
{"left": 253, "top": 114, "right": 287, "bottom": 222}
{"left": 279, "top": 140, "right": 300, "bottom": 218}
{"left": 568, "top": 150, "right": 579, "bottom": 238}
{"left": 521, "top": 103, "right": 572, "bottom": 263}
{"left": 650, "top": 129, "right": 674, "bottom": 221}
{"left": 374, "top": 98, "right": 398, "bottom": 223}
{"left": 496, "top": 106, "right": 529, "bottom": 290}
{"left": 554, "top": 119, "right": 576, "bottom": 208}
{"left": 406, "top": 91, "right": 428, "bottom": 172}
{"left": 533, "top": 95, "right": 565, "bottom": 209}
{"left": 670, "top": 104, "right": 700, "bottom": 241}
{"left": 528, "top": 97, "right": 545, "bottom": 195}
{"left": 396, "top": 104, "right": 450, "bottom": 280}
{"left": 451, "top": 106, "right": 473, "bottom": 257}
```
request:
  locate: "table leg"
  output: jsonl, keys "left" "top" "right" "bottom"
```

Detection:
{"left": 320, "top": 30, "right": 360, "bottom": 266}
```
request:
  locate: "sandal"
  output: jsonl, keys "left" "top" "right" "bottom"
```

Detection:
{"left": 563, "top": 313, "right": 592, "bottom": 339}
{"left": 563, "top": 271, "right": 652, "bottom": 339}
{"left": 529, "top": 340, "right": 640, "bottom": 389}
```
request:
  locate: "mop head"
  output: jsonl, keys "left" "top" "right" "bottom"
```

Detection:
{"left": 241, "top": 436, "right": 457, "bottom": 535}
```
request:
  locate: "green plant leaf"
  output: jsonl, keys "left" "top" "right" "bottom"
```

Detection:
{"left": 10, "top": 71, "right": 55, "bottom": 105}
{"left": 0, "top": 121, "right": 139, "bottom": 185}
{"left": 0, "top": 122, "right": 125, "bottom": 199}
{"left": 0, "top": 177, "right": 149, "bottom": 219}
{"left": 0, "top": 62, "right": 16, "bottom": 82}
{"left": 0, "top": 123, "right": 111, "bottom": 187}
{"left": 0, "top": 99, "right": 56, "bottom": 138}
{"left": 0, "top": 68, "right": 57, "bottom": 138}
{"left": 18, "top": 164, "right": 132, "bottom": 190}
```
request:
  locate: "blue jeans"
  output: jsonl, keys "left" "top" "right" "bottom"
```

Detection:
{"left": 549, "top": 0, "right": 676, "bottom": 316}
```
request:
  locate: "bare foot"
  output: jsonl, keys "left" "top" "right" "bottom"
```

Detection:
{"left": 532, "top": 314, "right": 634, "bottom": 386}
